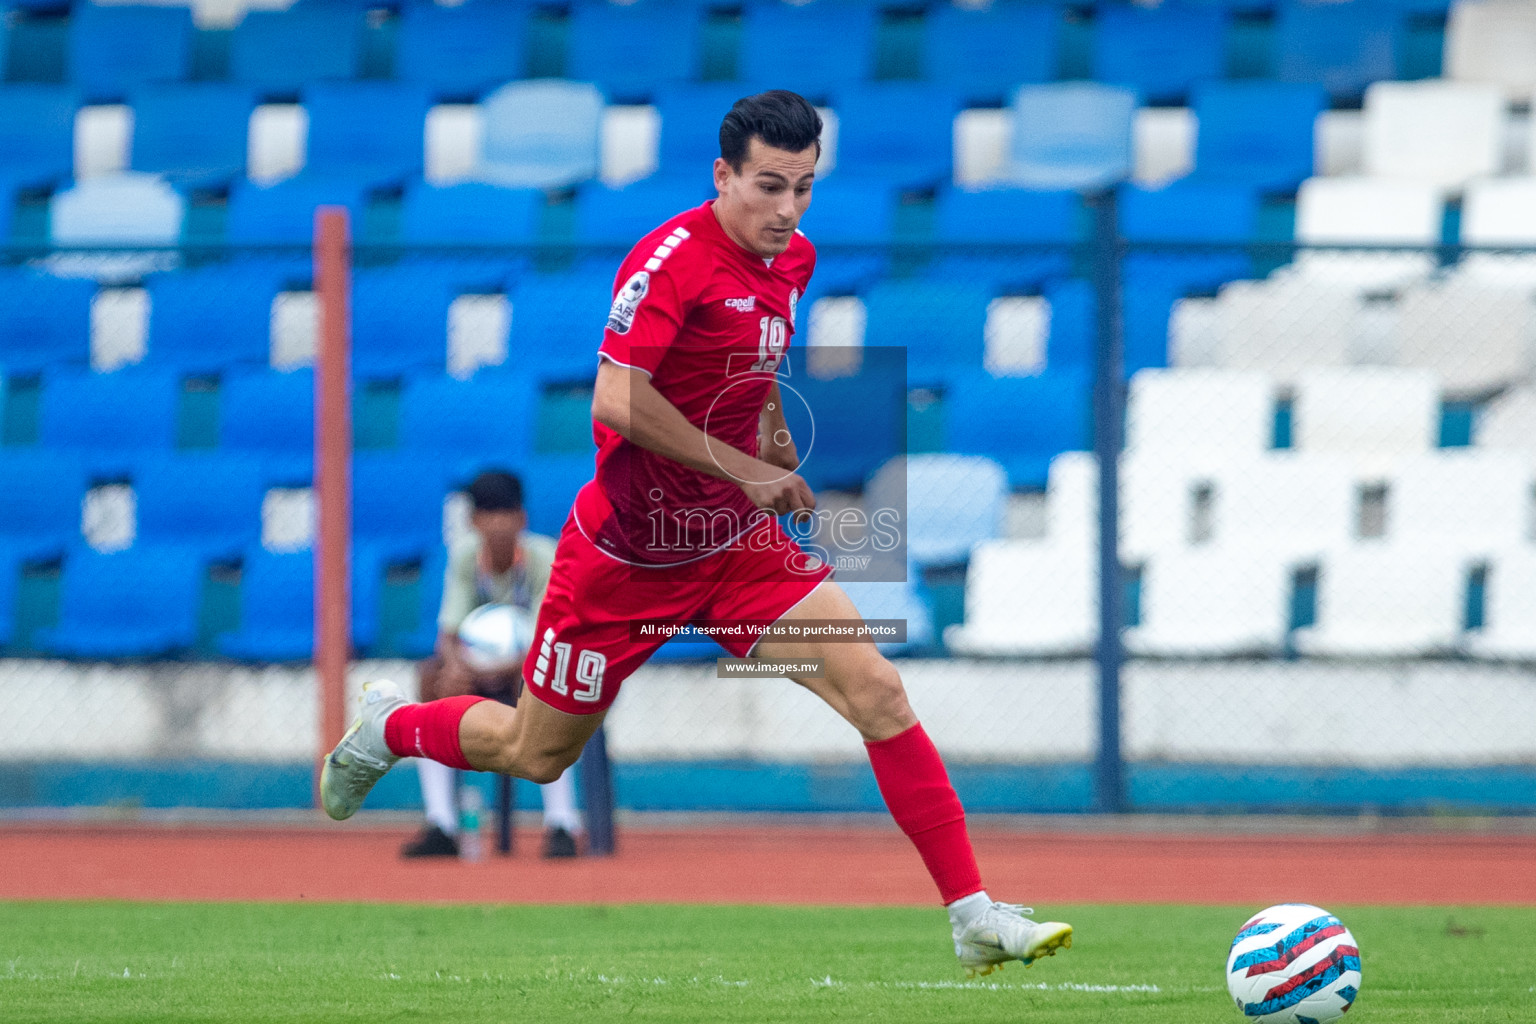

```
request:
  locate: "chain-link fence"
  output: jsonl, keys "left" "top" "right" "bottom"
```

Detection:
{"left": 2, "top": 231, "right": 1535, "bottom": 816}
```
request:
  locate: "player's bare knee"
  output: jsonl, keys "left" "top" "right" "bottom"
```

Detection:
{"left": 521, "top": 743, "right": 580, "bottom": 784}
{"left": 849, "top": 658, "right": 914, "bottom": 731}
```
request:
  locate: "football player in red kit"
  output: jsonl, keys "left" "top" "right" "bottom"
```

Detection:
{"left": 322, "top": 90, "right": 1071, "bottom": 975}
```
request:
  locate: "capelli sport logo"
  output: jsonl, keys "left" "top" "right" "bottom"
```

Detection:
{"left": 725, "top": 296, "right": 757, "bottom": 313}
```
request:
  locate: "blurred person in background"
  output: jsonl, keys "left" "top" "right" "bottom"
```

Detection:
{"left": 400, "top": 469, "right": 583, "bottom": 859}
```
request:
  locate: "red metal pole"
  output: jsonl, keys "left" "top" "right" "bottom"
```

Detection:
{"left": 313, "top": 207, "right": 352, "bottom": 806}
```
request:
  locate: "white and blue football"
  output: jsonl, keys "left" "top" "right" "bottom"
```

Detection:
{"left": 1225, "top": 903, "right": 1361, "bottom": 1023}
{"left": 457, "top": 603, "right": 535, "bottom": 673}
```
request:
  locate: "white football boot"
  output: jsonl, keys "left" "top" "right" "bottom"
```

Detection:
{"left": 955, "top": 903, "right": 1073, "bottom": 977}
{"left": 320, "top": 679, "right": 407, "bottom": 821}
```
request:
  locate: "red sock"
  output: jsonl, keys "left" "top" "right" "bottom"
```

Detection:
{"left": 383, "top": 695, "right": 487, "bottom": 771}
{"left": 866, "top": 723, "right": 984, "bottom": 905}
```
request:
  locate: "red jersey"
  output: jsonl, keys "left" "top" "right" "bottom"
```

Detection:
{"left": 572, "top": 201, "right": 816, "bottom": 567}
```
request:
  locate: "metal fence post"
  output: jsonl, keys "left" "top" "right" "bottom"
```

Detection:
{"left": 1090, "top": 189, "right": 1127, "bottom": 814}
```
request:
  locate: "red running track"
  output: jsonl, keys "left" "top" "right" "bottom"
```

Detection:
{"left": 2, "top": 822, "right": 1533, "bottom": 905}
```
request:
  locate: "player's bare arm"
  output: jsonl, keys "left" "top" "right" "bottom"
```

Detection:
{"left": 591, "top": 359, "right": 814, "bottom": 516}
{"left": 757, "top": 381, "right": 799, "bottom": 472}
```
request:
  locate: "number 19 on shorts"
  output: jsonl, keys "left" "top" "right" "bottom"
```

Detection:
{"left": 532, "top": 628, "right": 606, "bottom": 704}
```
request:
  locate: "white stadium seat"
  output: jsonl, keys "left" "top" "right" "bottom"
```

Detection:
{"left": 1292, "top": 368, "right": 1438, "bottom": 472}
{"left": 1124, "top": 453, "right": 1356, "bottom": 563}
{"left": 1446, "top": 0, "right": 1536, "bottom": 100}
{"left": 1457, "top": 177, "right": 1536, "bottom": 284}
{"left": 944, "top": 538, "right": 1096, "bottom": 656}
{"left": 1209, "top": 277, "right": 1362, "bottom": 378}
{"left": 865, "top": 454, "right": 1007, "bottom": 567}
{"left": 1125, "top": 368, "right": 1275, "bottom": 462}
{"left": 1391, "top": 278, "right": 1536, "bottom": 392}
{"left": 1479, "top": 384, "right": 1536, "bottom": 458}
{"left": 1361, "top": 81, "right": 1504, "bottom": 187}
{"left": 1392, "top": 452, "right": 1534, "bottom": 553}
{"left": 1294, "top": 543, "right": 1470, "bottom": 656}
{"left": 1288, "top": 176, "right": 1442, "bottom": 289}
{"left": 1467, "top": 546, "right": 1536, "bottom": 658}
{"left": 946, "top": 453, "right": 1097, "bottom": 655}
{"left": 1213, "top": 454, "right": 1356, "bottom": 558}
{"left": 1128, "top": 545, "right": 1293, "bottom": 656}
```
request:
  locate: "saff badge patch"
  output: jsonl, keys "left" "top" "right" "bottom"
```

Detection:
{"left": 607, "top": 270, "right": 650, "bottom": 335}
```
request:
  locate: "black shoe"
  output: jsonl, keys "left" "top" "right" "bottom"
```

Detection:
{"left": 401, "top": 824, "right": 460, "bottom": 859}
{"left": 542, "top": 826, "right": 579, "bottom": 859}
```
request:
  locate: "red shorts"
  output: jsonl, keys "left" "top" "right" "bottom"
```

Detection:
{"left": 521, "top": 512, "right": 833, "bottom": 715}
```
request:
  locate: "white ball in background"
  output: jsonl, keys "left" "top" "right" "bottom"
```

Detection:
{"left": 457, "top": 603, "right": 535, "bottom": 673}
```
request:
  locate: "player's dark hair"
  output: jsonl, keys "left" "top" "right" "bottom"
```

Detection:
{"left": 467, "top": 470, "right": 523, "bottom": 513}
{"left": 719, "top": 90, "right": 823, "bottom": 170}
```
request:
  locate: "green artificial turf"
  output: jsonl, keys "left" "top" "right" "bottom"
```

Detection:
{"left": 1, "top": 903, "right": 1532, "bottom": 1023}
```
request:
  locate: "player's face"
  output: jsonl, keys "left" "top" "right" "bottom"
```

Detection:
{"left": 472, "top": 509, "right": 525, "bottom": 559}
{"left": 713, "top": 138, "right": 817, "bottom": 258}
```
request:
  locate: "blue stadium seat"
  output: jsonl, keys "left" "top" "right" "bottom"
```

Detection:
{"left": 0, "top": 543, "right": 19, "bottom": 650}
{"left": 0, "top": 451, "right": 87, "bottom": 559}
{"left": 654, "top": 85, "right": 752, "bottom": 176}
{"left": 1276, "top": 0, "right": 1401, "bottom": 101}
{"left": 219, "top": 547, "right": 380, "bottom": 661}
{"left": 925, "top": 2, "right": 1058, "bottom": 104}
{"left": 521, "top": 453, "right": 594, "bottom": 537}
{"left": 0, "top": 270, "right": 94, "bottom": 372}
{"left": 37, "top": 545, "right": 202, "bottom": 658}
{"left": 144, "top": 261, "right": 284, "bottom": 373}
{"left": 49, "top": 173, "right": 184, "bottom": 246}
{"left": 133, "top": 453, "right": 265, "bottom": 561}
{"left": 219, "top": 368, "right": 313, "bottom": 482}
{"left": 930, "top": 186, "right": 1078, "bottom": 290}
{"left": 391, "top": 546, "right": 447, "bottom": 659}
{"left": 782, "top": 347, "right": 905, "bottom": 491}
{"left": 1122, "top": 281, "right": 1178, "bottom": 377}
{"left": 832, "top": 86, "right": 960, "bottom": 188}
{"left": 741, "top": 2, "right": 876, "bottom": 97}
{"left": 395, "top": 2, "right": 527, "bottom": 99}
{"left": 805, "top": 176, "right": 901, "bottom": 244}
{"left": 865, "top": 454, "right": 1007, "bottom": 568}
{"left": 353, "top": 454, "right": 449, "bottom": 562}
{"left": 798, "top": 178, "right": 896, "bottom": 292}
{"left": 862, "top": 279, "right": 991, "bottom": 387}
{"left": 226, "top": 178, "right": 366, "bottom": 245}
{"left": 1007, "top": 83, "right": 1137, "bottom": 190}
{"left": 0, "top": 86, "right": 79, "bottom": 184}
{"left": 945, "top": 370, "right": 1090, "bottom": 488}
{"left": 567, "top": 0, "right": 701, "bottom": 102}
{"left": 130, "top": 85, "right": 255, "bottom": 187}
{"left": 1091, "top": 4, "right": 1226, "bottom": 104}
{"left": 352, "top": 266, "right": 453, "bottom": 379}
{"left": 1043, "top": 278, "right": 1094, "bottom": 374}
{"left": 477, "top": 80, "right": 603, "bottom": 190}
{"left": 398, "top": 371, "right": 538, "bottom": 477}
{"left": 508, "top": 272, "right": 616, "bottom": 383}
{"left": 824, "top": 569, "right": 936, "bottom": 654}
{"left": 1120, "top": 180, "right": 1258, "bottom": 293}
{"left": 1190, "top": 82, "right": 1327, "bottom": 191}
{"left": 647, "top": 626, "right": 725, "bottom": 662}
{"left": 39, "top": 368, "right": 181, "bottom": 476}
{"left": 302, "top": 83, "right": 432, "bottom": 187}
{"left": 574, "top": 177, "right": 715, "bottom": 247}
{"left": 400, "top": 183, "right": 543, "bottom": 245}
{"left": 68, "top": 3, "right": 193, "bottom": 100}
{"left": 230, "top": 6, "right": 363, "bottom": 96}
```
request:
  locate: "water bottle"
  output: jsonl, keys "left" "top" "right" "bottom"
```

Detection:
{"left": 459, "top": 785, "right": 484, "bottom": 863}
